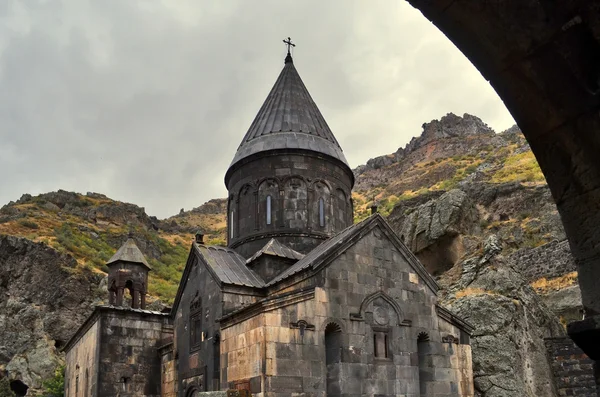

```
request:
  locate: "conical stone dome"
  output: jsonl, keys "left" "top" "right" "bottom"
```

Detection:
{"left": 225, "top": 51, "right": 354, "bottom": 258}
{"left": 227, "top": 54, "right": 349, "bottom": 177}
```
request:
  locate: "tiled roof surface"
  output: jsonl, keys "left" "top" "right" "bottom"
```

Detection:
{"left": 194, "top": 243, "right": 265, "bottom": 288}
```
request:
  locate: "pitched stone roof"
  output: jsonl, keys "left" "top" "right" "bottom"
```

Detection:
{"left": 265, "top": 217, "right": 369, "bottom": 286}
{"left": 228, "top": 54, "right": 349, "bottom": 172}
{"left": 266, "top": 213, "right": 440, "bottom": 293}
{"left": 246, "top": 238, "right": 305, "bottom": 264}
{"left": 194, "top": 243, "right": 265, "bottom": 288}
{"left": 107, "top": 237, "right": 151, "bottom": 270}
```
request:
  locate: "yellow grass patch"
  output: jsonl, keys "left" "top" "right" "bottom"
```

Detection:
{"left": 491, "top": 151, "right": 545, "bottom": 184}
{"left": 530, "top": 271, "right": 578, "bottom": 294}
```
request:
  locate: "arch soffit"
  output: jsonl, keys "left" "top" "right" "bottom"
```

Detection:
{"left": 310, "top": 178, "right": 332, "bottom": 191}
{"left": 257, "top": 177, "right": 280, "bottom": 190}
{"left": 321, "top": 317, "right": 346, "bottom": 333}
{"left": 417, "top": 331, "right": 430, "bottom": 342}
{"left": 281, "top": 175, "right": 308, "bottom": 186}
{"left": 238, "top": 182, "right": 256, "bottom": 196}
{"left": 335, "top": 188, "right": 350, "bottom": 203}
{"left": 359, "top": 291, "right": 404, "bottom": 325}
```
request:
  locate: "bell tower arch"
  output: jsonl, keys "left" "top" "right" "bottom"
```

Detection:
{"left": 106, "top": 233, "right": 151, "bottom": 309}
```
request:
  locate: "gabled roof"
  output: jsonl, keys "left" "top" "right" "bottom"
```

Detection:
{"left": 227, "top": 54, "right": 349, "bottom": 173}
{"left": 106, "top": 237, "right": 151, "bottom": 270}
{"left": 246, "top": 238, "right": 305, "bottom": 264}
{"left": 194, "top": 243, "right": 265, "bottom": 288}
{"left": 170, "top": 243, "right": 266, "bottom": 315}
{"left": 266, "top": 213, "right": 440, "bottom": 293}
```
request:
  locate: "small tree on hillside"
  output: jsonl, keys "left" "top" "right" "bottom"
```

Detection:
{"left": 42, "top": 365, "right": 65, "bottom": 397}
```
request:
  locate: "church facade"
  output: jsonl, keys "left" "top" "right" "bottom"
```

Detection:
{"left": 64, "top": 47, "right": 474, "bottom": 397}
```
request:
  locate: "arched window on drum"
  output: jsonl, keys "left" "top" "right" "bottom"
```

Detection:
{"left": 258, "top": 179, "right": 279, "bottom": 229}
{"left": 312, "top": 181, "right": 330, "bottom": 230}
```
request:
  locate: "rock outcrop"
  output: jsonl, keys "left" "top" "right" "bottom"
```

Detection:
{"left": 444, "top": 236, "right": 565, "bottom": 397}
{"left": 1, "top": 190, "right": 160, "bottom": 232}
{"left": 388, "top": 189, "right": 479, "bottom": 275}
{"left": 0, "top": 235, "right": 102, "bottom": 392}
{"left": 355, "top": 113, "right": 498, "bottom": 177}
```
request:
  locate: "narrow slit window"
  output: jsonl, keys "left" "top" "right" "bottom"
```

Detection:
{"left": 319, "top": 197, "right": 325, "bottom": 227}
{"left": 230, "top": 211, "right": 234, "bottom": 239}
{"left": 266, "top": 195, "right": 272, "bottom": 225}
{"left": 374, "top": 331, "right": 390, "bottom": 358}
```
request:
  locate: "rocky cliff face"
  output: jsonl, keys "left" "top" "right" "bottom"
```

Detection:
{"left": 0, "top": 235, "right": 102, "bottom": 393}
{"left": 444, "top": 236, "right": 565, "bottom": 397}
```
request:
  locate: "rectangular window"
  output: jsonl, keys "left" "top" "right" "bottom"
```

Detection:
{"left": 190, "top": 310, "right": 202, "bottom": 349}
{"left": 230, "top": 211, "right": 234, "bottom": 239}
{"left": 374, "top": 331, "right": 390, "bottom": 359}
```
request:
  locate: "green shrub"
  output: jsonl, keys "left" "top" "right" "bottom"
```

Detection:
{"left": 18, "top": 219, "right": 39, "bottom": 229}
{"left": 42, "top": 364, "right": 64, "bottom": 397}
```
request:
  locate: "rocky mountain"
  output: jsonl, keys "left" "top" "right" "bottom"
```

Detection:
{"left": 0, "top": 112, "right": 583, "bottom": 396}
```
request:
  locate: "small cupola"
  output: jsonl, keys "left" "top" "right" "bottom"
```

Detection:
{"left": 106, "top": 233, "right": 151, "bottom": 309}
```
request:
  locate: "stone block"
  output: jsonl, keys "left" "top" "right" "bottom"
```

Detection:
{"left": 266, "top": 375, "right": 304, "bottom": 392}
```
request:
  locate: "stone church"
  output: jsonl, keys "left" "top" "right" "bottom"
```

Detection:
{"left": 64, "top": 46, "right": 475, "bottom": 397}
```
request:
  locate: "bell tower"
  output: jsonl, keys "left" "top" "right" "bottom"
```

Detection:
{"left": 225, "top": 40, "right": 355, "bottom": 257}
{"left": 106, "top": 233, "right": 151, "bottom": 309}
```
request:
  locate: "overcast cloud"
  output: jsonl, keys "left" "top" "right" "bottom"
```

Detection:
{"left": 0, "top": 0, "right": 515, "bottom": 218}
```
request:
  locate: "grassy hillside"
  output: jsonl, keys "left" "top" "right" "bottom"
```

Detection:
{"left": 0, "top": 192, "right": 215, "bottom": 303}
{"left": 353, "top": 133, "right": 544, "bottom": 223}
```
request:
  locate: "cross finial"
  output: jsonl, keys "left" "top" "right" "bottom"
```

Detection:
{"left": 283, "top": 37, "right": 295, "bottom": 54}
{"left": 283, "top": 37, "right": 295, "bottom": 64}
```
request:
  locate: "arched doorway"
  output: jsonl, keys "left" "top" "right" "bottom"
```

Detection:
{"left": 417, "top": 332, "right": 431, "bottom": 396}
{"left": 324, "top": 322, "right": 343, "bottom": 397}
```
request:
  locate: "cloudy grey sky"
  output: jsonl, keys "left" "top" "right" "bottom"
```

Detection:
{"left": 0, "top": 0, "right": 515, "bottom": 218}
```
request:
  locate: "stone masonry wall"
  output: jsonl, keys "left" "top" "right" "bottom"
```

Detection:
{"left": 160, "top": 344, "right": 177, "bottom": 397}
{"left": 508, "top": 240, "right": 576, "bottom": 282}
{"left": 226, "top": 153, "right": 354, "bottom": 257}
{"left": 544, "top": 337, "right": 597, "bottom": 397}
{"left": 175, "top": 255, "right": 225, "bottom": 394}
{"left": 228, "top": 223, "right": 475, "bottom": 397}
{"left": 220, "top": 314, "right": 265, "bottom": 393}
{"left": 65, "top": 318, "right": 100, "bottom": 397}
{"left": 97, "top": 309, "right": 170, "bottom": 397}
